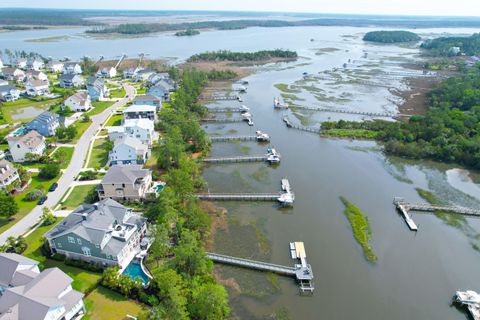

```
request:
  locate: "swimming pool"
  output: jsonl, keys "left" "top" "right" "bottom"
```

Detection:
{"left": 155, "top": 184, "right": 164, "bottom": 192}
{"left": 12, "top": 128, "right": 26, "bottom": 136}
{"left": 122, "top": 261, "right": 150, "bottom": 284}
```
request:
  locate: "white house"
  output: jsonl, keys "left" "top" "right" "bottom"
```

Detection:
{"left": 0, "top": 253, "right": 85, "bottom": 320}
{"left": 0, "top": 85, "right": 20, "bottom": 102}
{"left": 108, "top": 118, "right": 158, "bottom": 147}
{"left": 25, "top": 79, "right": 50, "bottom": 96}
{"left": 97, "top": 67, "right": 117, "bottom": 78}
{"left": 0, "top": 160, "right": 20, "bottom": 189}
{"left": 133, "top": 69, "right": 155, "bottom": 82}
{"left": 59, "top": 74, "right": 84, "bottom": 88}
{"left": 0, "top": 58, "right": 4, "bottom": 69}
{"left": 2, "top": 67, "right": 25, "bottom": 82}
{"left": 25, "top": 70, "right": 48, "bottom": 81}
{"left": 123, "top": 67, "right": 143, "bottom": 79}
{"left": 63, "top": 62, "right": 82, "bottom": 75}
{"left": 16, "top": 58, "right": 27, "bottom": 70}
{"left": 46, "top": 61, "right": 64, "bottom": 73}
{"left": 27, "top": 59, "right": 45, "bottom": 71}
{"left": 6, "top": 130, "right": 46, "bottom": 163}
{"left": 109, "top": 136, "right": 149, "bottom": 165}
{"left": 64, "top": 91, "right": 92, "bottom": 112}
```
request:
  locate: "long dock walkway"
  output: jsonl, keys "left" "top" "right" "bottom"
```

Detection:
{"left": 200, "top": 118, "right": 244, "bottom": 123}
{"left": 210, "top": 135, "right": 259, "bottom": 142}
{"left": 202, "top": 156, "right": 267, "bottom": 163}
{"left": 207, "top": 253, "right": 296, "bottom": 275}
{"left": 196, "top": 193, "right": 282, "bottom": 201}
{"left": 200, "top": 95, "right": 240, "bottom": 101}
{"left": 283, "top": 117, "right": 321, "bottom": 134}
{"left": 207, "top": 107, "right": 248, "bottom": 113}
{"left": 292, "top": 105, "right": 394, "bottom": 118}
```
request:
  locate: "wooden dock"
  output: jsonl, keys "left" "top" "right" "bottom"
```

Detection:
{"left": 207, "top": 107, "right": 249, "bottom": 113}
{"left": 292, "top": 105, "right": 394, "bottom": 118}
{"left": 200, "top": 95, "right": 240, "bottom": 101}
{"left": 210, "top": 135, "right": 269, "bottom": 143}
{"left": 202, "top": 156, "right": 267, "bottom": 163}
{"left": 196, "top": 193, "right": 282, "bottom": 201}
{"left": 283, "top": 117, "right": 321, "bottom": 134}
{"left": 200, "top": 118, "right": 245, "bottom": 123}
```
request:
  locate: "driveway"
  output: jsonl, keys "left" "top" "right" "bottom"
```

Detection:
{"left": 0, "top": 83, "right": 135, "bottom": 244}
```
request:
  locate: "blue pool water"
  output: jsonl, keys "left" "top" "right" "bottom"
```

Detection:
{"left": 122, "top": 261, "right": 149, "bottom": 284}
{"left": 13, "top": 128, "right": 26, "bottom": 136}
{"left": 155, "top": 184, "right": 164, "bottom": 192}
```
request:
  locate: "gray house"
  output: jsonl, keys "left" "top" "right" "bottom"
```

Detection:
{"left": 26, "top": 111, "right": 60, "bottom": 137}
{"left": 132, "top": 94, "right": 162, "bottom": 110}
{"left": 45, "top": 199, "right": 148, "bottom": 269}
{"left": 86, "top": 76, "right": 107, "bottom": 101}
{"left": 0, "top": 253, "right": 85, "bottom": 320}
{"left": 59, "top": 74, "right": 84, "bottom": 88}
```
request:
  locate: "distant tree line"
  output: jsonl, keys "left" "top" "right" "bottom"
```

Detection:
{"left": 174, "top": 29, "right": 200, "bottom": 37}
{"left": 421, "top": 33, "right": 480, "bottom": 56}
{"left": 188, "top": 50, "right": 298, "bottom": 62}
{"left": 363, "top": 30, "right": 420, "bottom": 43}
{"left": 322, "top": 64, "right": 480, "bottom": 170}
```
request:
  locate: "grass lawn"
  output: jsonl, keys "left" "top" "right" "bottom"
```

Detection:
{"left": 109, "top": 88, "right": 126, "bottom": 99}
{"left": 84, "top": 287, "right": 145, "bottom": 320}
{"left": 0, "top": 173, "right": 60, "bottom": 235}
{"left": 51, "top": 146, "right": 74, "bottom": 169}
{"left": 1, "top": 98, "right": 63, "bottom": 123}
{"left": 72, "top": 120, "right": 92, "bottom": 140}
{"left": 62, "top": 185, "right": 97, "bottom": 210}
{"left": 104, "top": 114, "right": 123, "bottom": 127}
{"left": 136, "top": 87, "right": 146, "bottom": 95}
{"left": 87, "top": 101, "right": 115, "bottom": 116}
{"left": 88, "top": 138, "right": 109, "bottom": 169}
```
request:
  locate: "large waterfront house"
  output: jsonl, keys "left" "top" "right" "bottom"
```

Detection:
{"left": 0, "top": 253, "right": 85, "bottom": 320}
{"left": 132, "top": 94, "right": 162, "bottom": 110}
{"left": 123, "top": 67, "right": 143, "bottom": 79}
{"left": 26, "top": 111, "right": 60, "bottom": 137}
{"left": 6, "top": 130, "right": 46, "bottom": 163}
{"left": 25, "top": 79, "right": 50, "bottom": 96}
{"left": 86, "top": 76, "right": 107, "bottom": 101}
{"left": 123, "top": 105, "right": 158, "bottom": 122}
{"left": 27, "top": 59, "right": 45, "bottom": 71}
{"left": 45, "top": 199, "right": 148, "bottom": 269}
{"left": 98, "top": 165, "right": 157, "bottom": 201}
{"left": 63, "top": 62, "right": 82, "bottom": 75}
{"left": 46, "top": 61, "right": 64, "bottom": 73}
{"left": 0, "top": 85, "right": 20, "bottom": 102}
{"left": 1, "top": 68, "right": 25, "bottom": 82}
{"left": 109, "top": 136, "right": 149, "bottom": 165}
{"left": 59, "top": 74, "right": 84, "bottom": 89}
{"left": 133, "top": 69, "right": 155, "bottom": 82}
{"left": 108, "top": 118, "right": 158, "bottom": 147}
{"left": 64, "top": 92, "right": 92, "bottom": 112}
{"left": 0, "top": 160, "right": 20, "bottom": 189}
{"left": 96, "top": 67, "right": 117, "bottom": 78}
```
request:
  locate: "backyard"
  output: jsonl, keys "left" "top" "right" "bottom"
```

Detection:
{"left": 84, "top": 287, "right": 145, "bottom": 320}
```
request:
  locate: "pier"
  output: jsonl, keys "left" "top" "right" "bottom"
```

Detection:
{"left": 202, "top": 155, "right": 267, "bottom": 163}
{"left": 207, "top": 107, "right": 249, "bottom": 113}
{"left": 291, "top": 105, "right": 394, "bottom": 118}
{"left": 200, "top": 117, "right": 244, "bottom": 123}
{"left": 210, "top": 131, "right": 270, "bottom": 143}
{"left": 200, "top": 95, "right": 240, "bottom": 101}
{"left": 283, "top": 117, "right": 322, "bottom": 134}
{"left": 207, "top": 242, "right": 314, "bottom": 293}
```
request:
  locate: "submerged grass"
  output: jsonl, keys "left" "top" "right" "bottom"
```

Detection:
{"left": 274, "top": 83, "right": 301, "bottom": 94}
{"left": 340, "top": 196, "right": 377, "bottom": 263}
{"left": 249, "top": 167, "right": 269, "bottom": 183}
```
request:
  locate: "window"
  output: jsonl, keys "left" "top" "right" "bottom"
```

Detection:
{"left": 82, "top": 247, "right": 91, "bottom": 257}
{"left": 106, "top": 255, "right": 111, "bottom": 259}
{"left": 68, "top": 236, "right": 75, "bottom": 244}
{"left": 77, "top": 238, "right": 82, "bottom": 245}
{"left": 57, "top": 242, "right": 62, "bottom": 248}
{"left": 95, "top": 244, "right": 100, "bottom": 249}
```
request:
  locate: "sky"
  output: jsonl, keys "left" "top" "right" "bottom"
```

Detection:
{"left": 1, "top": 0, "right": 480, "bottom": 17}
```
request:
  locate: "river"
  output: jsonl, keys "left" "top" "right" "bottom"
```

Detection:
{"left": 1, "top": 25, "right": 480, "bottom": 320}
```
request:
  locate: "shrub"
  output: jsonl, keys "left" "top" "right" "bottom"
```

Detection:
{"left": 26, "top": 189, "right": 43, "bottom": 201}
{"left": 39, "top": 164, "right": 60, "bottom": 180}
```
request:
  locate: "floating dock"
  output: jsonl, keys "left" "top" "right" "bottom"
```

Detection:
{"left": 455, "top": 290, "right": 480, "bottom": 320}
{"left": 207, "top": 242, "right": 314, "bottom": 293}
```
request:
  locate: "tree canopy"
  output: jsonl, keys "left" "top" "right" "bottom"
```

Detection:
{"left": 363, "top": 31, "right": 420, "bottom": 43}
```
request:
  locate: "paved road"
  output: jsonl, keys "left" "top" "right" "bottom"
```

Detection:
{"left": 0, "top": 83, "right": 135, "bottom": 244}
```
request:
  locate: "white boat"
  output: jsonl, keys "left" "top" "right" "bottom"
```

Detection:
{"left": 281, "top": 178, "right": 291, "bottom": 192}
{"left": 456, "top": 291, "right": 480, "bottom": 320}
{"left": 255, "top": 131, "right": 270, "bottom": 142}
{"left": 240, "top": 105, "right": 250, "bottom": 112}
{"left": 266, "top": 148, "right": 281, "bottom": 164}
{"left": 278, "top": 192, "right": 294, "bottom": 205}
{"left": 247, "top": 119, "right": 254, "bottom": 126}
{"left": 241, "top": 112, "right": 252, "bottom": 119}
{"left": 274, "top": 97, "right": 289, "bottom": 109}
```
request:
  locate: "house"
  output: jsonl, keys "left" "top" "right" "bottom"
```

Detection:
{"left": 97, "top": 67, "right": 117, "bottom": 78}
{"left": 132, "top": 94, "right": 162, "bottom": 110}
{"left": 25, "top": 79, "right": 49, "bottom": 96}
{"left": 25, "top": 70, "right": 48, "bottom": 81}
{"left": 6, "top": 130, "right": 46, "bottom": 163}
{"left": 26, "top": 111, "right": 60, "bottom": 137}
{"left": 123, "top": 105, "right": 157, "bottom": 122}
{"left": 108, "top": 118, "right": 158, "bottom": 147}
{"left": 146, "top": 72, "right": 172, "bottom": 86}
{"left": 0, "top": 85, "right": 20, "bottom": 102}
{"left": 59, "top": 74, "right": 84, "bottom": 88}
{"left": 0, "top": 58, "right": 4, "bottom": 69}
{"left": 0, "top": 253, "right": 85, "bottom": 320}
{"left": 27, "top": 59, "right": 45, "bottom": 71}
{"left": 109, "top": 136, "right": 149, "bottom": 165}
{"left": 86, "top": 76, "right": 107, "bottom": 101}
{"left": 63, "top": 62, "right": 82, "bottom": 75}
{"left": 64, "top": 92, "right": 92, "bottom": 112}
{"left": 97, "top": 165, "right": 158, "bottom": 201}
{"left": 147, "top": 80, "right": 174, "bottom": 101}
{"left": 46, "top": 60, "right": 64, "bottom": 73}
{"left": 123, "top": 67, "right": 143, "bottom": 79}
{"left": 45, "top": 199, "right": 148, "bottom": 269}
{"left": 133, "top": 69, "right": 155, "bottom": 82}
{"left": 15, "top": 59, "right": 27, "bottom": 70}
{"left": 0, "top": 160, "right": 20, "bottom": 189}
{"left": 1, "top": 68, "right": 25, "bottom": 82}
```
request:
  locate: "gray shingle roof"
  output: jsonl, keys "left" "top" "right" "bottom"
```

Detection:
{"left": 0, "top": 254, "right": 38, "bottom": 287}
{"left": 101, "top": 165, "right": 150, "bottom": 185}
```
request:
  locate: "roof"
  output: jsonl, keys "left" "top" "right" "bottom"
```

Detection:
{"left": 26, "top": 79, "right": 48, "bottom": 88}
{"left": 114, "top": 136, "right": 148, "bottom": 151}
{"left": 101, "top": 165, "right": 151, "bottom": 185}
{"left": 46, "top": 60, "right": 63, "bottom": 66}
{"left": 28, "top": 111, "right": 59, "bottom": 127}
{"left": 133, "top": 95, "right": 161, "bottom": 103}
{"left": 123, "top": 104, "right": 156, "bottom": 113}
{"left": 64, "top": 62, "right": 79, "bottom": 67}
{"left": 124, "top": 118, "right": 154, "bottom": 130}
{"left": 67, "top": 92, "right": 89, "bottom": 105}
{"left": 0, "top": 267, "right": 83, "bottom": 320}
{"left": 0, "top": 85, "right": 16, "bottom": 93}
{"left": 0, "top": 253, "right": 38, "bottom": 288}
{"left": 59, "top": 73, "right": 80, "bottom": 81}
{"left": 6, "top": 130, "right": 44, "bottom": 148}
{"left": 0, "top": 160, "right": 18, "bottom": 182}
{"left": 1, "top": 68, "right": 20, "bottom": 75}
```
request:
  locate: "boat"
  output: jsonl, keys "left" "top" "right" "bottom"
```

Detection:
{"left": 247, "top": 119, "right": 254, "bottom": 126}
{"left": 241, "top": 112, "right": 252, "bottom": 119}
{"left": 283, "top": 116, "right": 293, "bottom": 128}
{"left": 237, "top": 97, "right": 243, "bottom": 102}
{"left": 266, "top": 147, "right": 281, "bottom": 164}
{"left": 238, "top": 86, "right": 247, "bottom": 93}
{"left": 455, "top": 291, "right": 480, "bottom": 320}
{"left": 274, "top": 97, "right": 289, "bottom": 109}
{"left": 278, "top": 192, "right": 294, "bottom": 206}
{"left": 240, "top": 105, "right": 250, "bottom": 112}
{"left": 241, "top": 80, "right": 249, "bottom": 85}
{"left": 255, "top": 131, "right": 270, "bottom": 142}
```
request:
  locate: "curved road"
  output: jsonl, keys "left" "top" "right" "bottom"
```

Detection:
{"left": 0, "top": 83, "right": 135, "bottom": 244}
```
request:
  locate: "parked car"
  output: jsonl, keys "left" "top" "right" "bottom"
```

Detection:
{"left": 49, "top": 183, "right": 58, "bottom": 192}
{"left": 38, "top": 196, "right": 48, "bottom": 205}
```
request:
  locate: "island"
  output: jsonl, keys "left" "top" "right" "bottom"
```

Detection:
{"left": 175, "top": 28, "right": 200, "bottom": 37}
{"left": 363, "top": 30, "right": 421, "bottom": 43}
